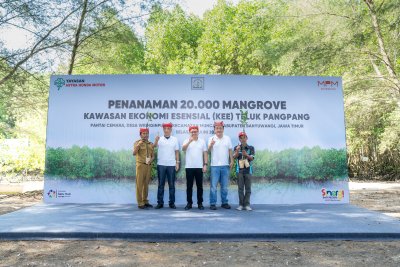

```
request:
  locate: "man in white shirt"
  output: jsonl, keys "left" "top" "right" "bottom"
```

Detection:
{"left": 208, "top": 121, "right": 234, "bottom": 210}
{"left": 182, "top": 125, "right": 208, "bottom": 210}
{"left": 153, "top": 122, "right": 180, "bottom": 209}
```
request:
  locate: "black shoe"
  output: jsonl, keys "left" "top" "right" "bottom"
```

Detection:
{"left": 221, "top": 203, "right": 231, "bottom": 209}
{"left": 155, "top": 204, "right": 163, "bottom": 209}
{"left": 138, "top": 205, "right": 147, "bottom": 209}
{"left": 184, "top": 204, "right": 192, "bottom": 210}
{"left": 198, "top": 204, "right": 204, "bottom": 210}
{"left": 169, "top": 203, "right": 176, "bottom": 209}
{"left": 210, "top": 205, "right": 217, "bottom": 210}
{"left": 145, "top": 203, "right": 153, "bottom": 208}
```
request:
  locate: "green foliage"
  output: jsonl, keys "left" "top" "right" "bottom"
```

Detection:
{"left": 0, "top": 138, "right": 44, "bottom": 175}
{"left": 144, "top": 5, "right": 203, "bottom": 74}
{"left": 0, "top": 101, "right": 16, "bottom": 138}
{"left": 46, "top": 146, "right": 135, "bottom": 179}
{"left": 72, "top": 9, "right": 145, "bottom": 74}
{"left": 0, "top": 71, "right": 48, "bottom": 176}
{"left": 45, "top": 146, "right": 347, "bottom": 181}
{"left": 196, "top": 0, "right": 282, "bottom": 74}
{"left": 142, "top": 0, "right": 399, "bottom": 179}
{"left": 252, "top": 147, "right": 348, "bottom": 181}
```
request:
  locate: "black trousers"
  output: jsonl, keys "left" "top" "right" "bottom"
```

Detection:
{"left": 185, "top": 168, "right": 203, "bottom": 205}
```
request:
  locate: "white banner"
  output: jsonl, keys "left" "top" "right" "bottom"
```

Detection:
{"left": 44, "top": 75, "right": 349, "bottom": 204}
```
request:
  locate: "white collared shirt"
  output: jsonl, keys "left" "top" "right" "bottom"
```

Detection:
{"left": 208, "top": 135, "right": 233, "bottom": 166}
{"left": 183, "top": 138, "right": 207, "bottom": 168}
{"left": 157, "top": 136, "right": 179, "bottom": 166}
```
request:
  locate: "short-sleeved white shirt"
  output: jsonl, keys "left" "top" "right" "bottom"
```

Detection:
{"left": 157, "top": 136, "right": 179, "bottom": 166}
{"left": 208, "top": 135, "right": 233, "bottom": 166}
{"left": 183, "top": 138, "right": 207, "bottom": 169}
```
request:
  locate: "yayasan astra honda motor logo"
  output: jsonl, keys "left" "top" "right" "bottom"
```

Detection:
{"left": 54, "top": 78, "right": 105, "bottom": 90}
{"left": 54, "top": 78, "right": 65, "bottom": 90}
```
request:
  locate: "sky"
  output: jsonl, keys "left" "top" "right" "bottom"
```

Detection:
{"left": 180, "top": 0, "right": 240, "bottom": 17}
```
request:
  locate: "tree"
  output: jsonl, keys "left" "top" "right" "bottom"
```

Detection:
{"left": 72, "top": 10, "right": 145, "bottom": 74}
{"left": 64, "top": 0, "right": 175, "bottom": 74}
{"left": 144, "top": 4, "right": 203, "bottom": 74}
{"left": 197, "top": 0, "right": 285, "bottom": 74}
{"left": 0, "top": 1, "right": 83, "bottom": 86}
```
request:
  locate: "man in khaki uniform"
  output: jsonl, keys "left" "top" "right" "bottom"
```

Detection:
{"left": 133, "top": 128, "right": 154, "bottom": 209}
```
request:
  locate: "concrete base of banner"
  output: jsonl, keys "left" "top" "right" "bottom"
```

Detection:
{"left": 1, "top": 204, "right": 400, "bottom": 241}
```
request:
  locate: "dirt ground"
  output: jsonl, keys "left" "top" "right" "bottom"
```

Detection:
{"left": 1, "top": 181, "right": 400, "bottom": 267}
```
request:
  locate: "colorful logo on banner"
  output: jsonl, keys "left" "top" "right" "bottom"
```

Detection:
{"left": 321, "top": 188, "right": 345, "bottom": 201}
{"left": 47, "top": 189, "right": 72, "bottom": 198}
{"left": 318, "top": 80, "right": 339, "bottom": 90}
{"left": 55, "top": 78, "right": 106, "bottom": 89}
{"left": 47, "top": 189, "right": 57, "bottom": 198}
{"left": 54, "top": 78, "right": 65, "bottom": 90}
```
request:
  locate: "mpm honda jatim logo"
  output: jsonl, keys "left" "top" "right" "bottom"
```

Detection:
{"left": 317, "top": 80, "right": 339, "bottom": 90}
{"left": 191, "top": 77, "right": 204, "bottom": 90}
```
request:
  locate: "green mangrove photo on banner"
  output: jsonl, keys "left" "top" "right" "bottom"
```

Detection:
{"left": 45, "top": 145, "right": 347, "bottom": 182}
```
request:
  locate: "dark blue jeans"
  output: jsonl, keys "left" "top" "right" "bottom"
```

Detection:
{"left": 157, "top": 165, "right": 176, "bottom": 205}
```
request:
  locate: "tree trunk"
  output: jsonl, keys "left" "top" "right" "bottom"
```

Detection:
{"left": 68, "top": 0, "right": 89, "bottom": 75}
{"left": 363, "top": 0, "right": 400, "bottom": 92}
{"left": 0, "top": 4, "right": 83, "bottom": 86}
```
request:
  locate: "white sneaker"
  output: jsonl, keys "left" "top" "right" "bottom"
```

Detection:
{"left": 244, "top": 206, "right": 252, "bottom": 211}
{"left": 236, "top": 205, "right": 243, "bottom": 211}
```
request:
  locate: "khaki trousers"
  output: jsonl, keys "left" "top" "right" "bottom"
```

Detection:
{"left": 136, "top": 162, "right": 151, "bottom": 206}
